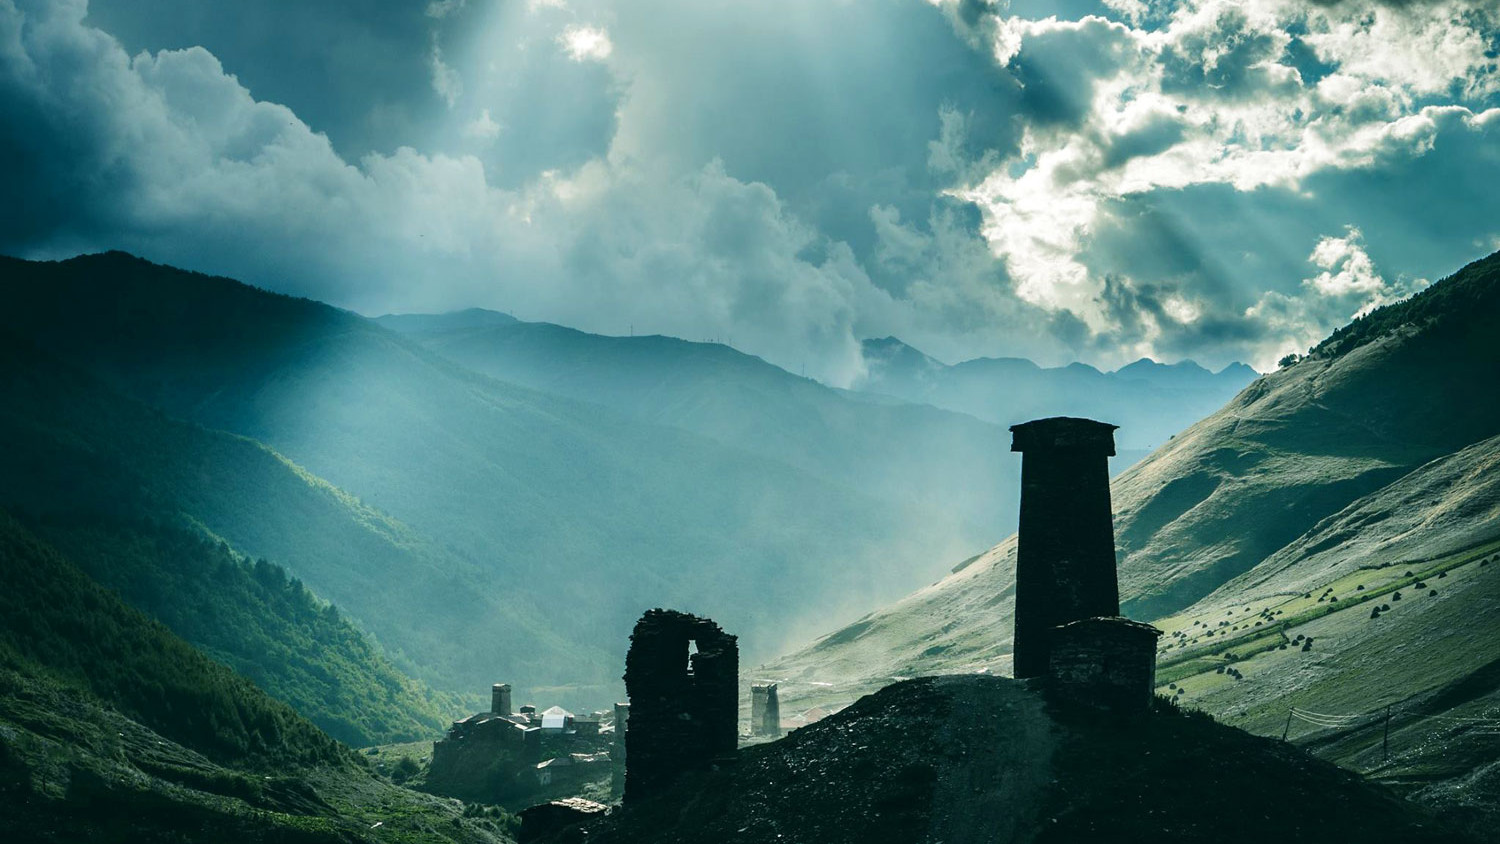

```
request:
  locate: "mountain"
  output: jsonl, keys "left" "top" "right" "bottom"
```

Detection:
{"left": 0, "top": 327, "right": 583, "bottom": 709}
{"left": 855, "top": 337, "right": 1258, "bottom": 451}
{"left": 0, "top": 252, "right": 996, "bottom": 701}
{"left": 375, "top": 311, "right": 1022, "bottom": 538}
{"left": 759, "top": 249, "right": 1500, "bottom": 827}
{"left": 0, "top": 512, "right": 513, "bottom": 843}
{"left": 551, "top": 677, "right": 1472, "bottom": 843}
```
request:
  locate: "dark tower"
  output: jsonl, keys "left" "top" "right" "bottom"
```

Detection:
{"left": 1010, "top": 417, "right": 1120, "bottom": 679}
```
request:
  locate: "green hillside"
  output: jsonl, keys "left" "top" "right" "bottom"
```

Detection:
{"left": 26, "top": 514, "right": 459, "bottom": 747}
{"left": 0, "top": 328, "right": 583, "bottom": 707}
{"left": 0, "top": 513, "right": 513, "bottom": 843}
{"left": 0, "top": 252, "right": 986, "bottom": 698}
{"left": 0, "top": 511, "right": 345, "bottom": 770}
{"left": 757, "top": 250, "right": 1500, "bottom": 824}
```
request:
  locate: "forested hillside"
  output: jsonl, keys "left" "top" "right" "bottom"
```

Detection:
{"left": 27, "top": 515, "right": 457, "bottom": 746}
{"left": 0, "top": 513, "right": 512, "bottom": 842}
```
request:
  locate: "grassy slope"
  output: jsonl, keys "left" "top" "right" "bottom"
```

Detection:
{"left": 0, "top": 252, "right": 979, "bottom": 691}
{"left": 0, "top": 514, "right": 513, "bottom": 843}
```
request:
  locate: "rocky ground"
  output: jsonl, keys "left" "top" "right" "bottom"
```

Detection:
{"left": 542, "top": 675, "right": 1476, "bottom": 844}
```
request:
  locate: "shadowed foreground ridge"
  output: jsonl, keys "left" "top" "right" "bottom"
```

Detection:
{"left": 538, "top": 675, "right": 1470, "bottom": 844}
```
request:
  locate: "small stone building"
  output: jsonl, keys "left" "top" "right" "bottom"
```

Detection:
{"left": 1047, "top": 616, "right": 1162, "bottom": 713}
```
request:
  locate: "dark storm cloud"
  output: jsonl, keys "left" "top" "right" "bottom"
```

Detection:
{"left": 84, "top": 0, "right": 454, "bottom": 158}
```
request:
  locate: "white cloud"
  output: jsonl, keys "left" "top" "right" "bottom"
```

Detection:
{"left": 951, "top": 0, "right": 1499, "bottom": 366}
{"left": 464, "top": 108, "right": 501, "bottom": 142}
{"left": 429, "top": 41, "right": 462, "bottom": 107}
{"left": 1245, "top": 226, "right": 1428, "bottom": 368}
{"left": 558, "top": 25, "right": 612, "bottom": 62}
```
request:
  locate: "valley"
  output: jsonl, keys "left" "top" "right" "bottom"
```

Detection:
{"left": 2, "top": 246, "right": 1496, "bottom": 841}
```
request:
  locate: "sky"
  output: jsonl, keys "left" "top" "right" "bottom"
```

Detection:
{"left": 1, "top": 0, "right": 1496, "bottom": 382}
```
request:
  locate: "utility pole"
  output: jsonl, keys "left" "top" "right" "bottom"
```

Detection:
{"left": 1282, "top": 709, "right": 1294, "bottom": 741}
{"left": 1383, "top": 704, "right": 1392, "bottom": 760}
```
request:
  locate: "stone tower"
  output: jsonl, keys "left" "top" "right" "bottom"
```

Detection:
{"left": 1010, "top": 417, "right": 1120, "bottom": 679}
{"left": 750, "top": 683, "right": 781, "bottom": 738}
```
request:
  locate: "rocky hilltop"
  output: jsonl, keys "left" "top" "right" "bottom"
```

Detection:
{"left": 543, "top": 676, "right": 1470, "bottom": 844}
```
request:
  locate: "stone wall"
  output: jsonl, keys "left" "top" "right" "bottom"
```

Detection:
{"left": 1047, "top": 616, "right": 1161, "bottom": 713}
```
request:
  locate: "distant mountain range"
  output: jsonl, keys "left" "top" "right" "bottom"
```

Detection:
{"left": 856, "top": 336, "right": 1257, "bottom": 450}
{"left": 761, "top": 248, "right": 1500, "bottom": 831}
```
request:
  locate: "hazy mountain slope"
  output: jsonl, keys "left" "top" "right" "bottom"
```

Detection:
{"left": 378, "top": 314, "right": 1017, "bottom": 539}
{"left": 0, "top": 330, "right": 586, "bottom": 701}
{"left": 0, "top": 252, "right": 973, "bottom": 695}
{"left": 762, "top": 248, "right": 1500, "bottom": 708}
{"left": 856, "top": 336, "right": 1257, "bottom": 450}
{"left": 1204, "top": 433, "right": 1500, "bottom": 604}
{"left": 0, "top": 514, "right": 512, "bottom": 843}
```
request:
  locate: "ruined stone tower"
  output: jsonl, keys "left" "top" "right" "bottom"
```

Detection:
{"left": 491, "top": 683, "right": 512, "bottom": 717}
{"left": 750, "top": 683, "right": 781, "bottom": 738}
{"left": 1010, "top": 417, "right": 1120, "bottom": 679}
{"left": 622, "top": 609, "right": 738, "bottom": 803}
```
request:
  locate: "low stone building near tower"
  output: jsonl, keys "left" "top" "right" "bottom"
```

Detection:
{"left": 1047, "top": 616, "right": 1162, "bottom": 713}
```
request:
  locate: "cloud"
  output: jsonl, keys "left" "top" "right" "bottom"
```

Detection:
{"left": 2, "top": 0, "right": 1499, "bottom": 382}
{"left": 1243, "top": 227, "right": 1428, "bottom": 366}
{"left": 950, "top": 0, "right": 1500, "bottom": 367}
{"left": 463, "top": 108, "right": 501, "bottom": 142}
{"left": 558, "top": 25, "right": 612, "bottom": 62}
